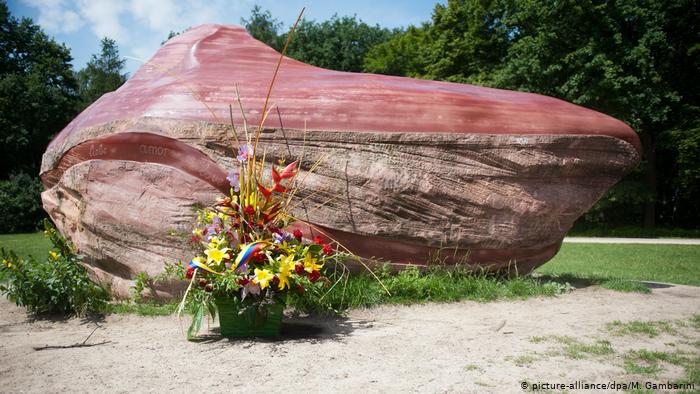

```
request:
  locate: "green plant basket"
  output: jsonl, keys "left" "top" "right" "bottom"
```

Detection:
{"left": 215, "top": 297, "right": 284, "bottom": 338}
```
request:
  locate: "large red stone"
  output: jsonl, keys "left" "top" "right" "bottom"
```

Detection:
{"left": 40, "top": 24, "right": 640, "bottom": 296}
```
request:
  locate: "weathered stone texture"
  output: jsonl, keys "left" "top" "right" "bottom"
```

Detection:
{"left": 40, "top": 25, "right": 641, "bottom": 296}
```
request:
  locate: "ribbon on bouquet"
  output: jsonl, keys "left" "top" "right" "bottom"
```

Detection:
{"left": 188, "top": 258, "right": 224, "bottom": 275}
{"left": 234, "top": 241, "right": 269, "bottom": 271}
{"left": 188, "top": 241, "right": 270, "bottom": 275}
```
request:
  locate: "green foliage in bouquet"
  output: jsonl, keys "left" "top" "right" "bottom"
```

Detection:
{"left": 0, "top": 220, "right": 109, "bottom": 316}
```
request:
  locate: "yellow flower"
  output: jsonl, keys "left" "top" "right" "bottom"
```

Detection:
{"left": 303, "top": 253, "right": 322, "bottom": 273}
{"left": 49, "top": 251, "right": 59, "bottom": 261}
{"left": 204, "top": 248, "right": 230, "bottom": 264}
{"left": 253, "top": 268, "right": 273, "bottom": 290}
{"left": 207, "top": 236, "right": 225, "bottom": 249}
{"left": 205, "top": 210, "right": 215, "bottom": 222}
{"left": 276, "top": 255, "right": 296, "bottom": 290}
{"left": 2, "top": 259, "right": 11, "bottom": 268}
{"left": 192, "top": 228, "right": 203, "bottom": 237}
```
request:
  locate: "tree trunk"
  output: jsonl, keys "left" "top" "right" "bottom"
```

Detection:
{"left": 642, "top": 131, "right": 657, "bottom": 228}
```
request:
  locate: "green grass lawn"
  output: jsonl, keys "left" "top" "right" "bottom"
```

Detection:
{"left": 3, "top": 233, "right": 699, "bottom": 287}
{"left": 2, "top": 232, "right": 698, "bottom": 314}
{"left": 0, "top": 232, "right": 51, "bottom": 260}
{"left": 536, "top": 243, "right": 700, "bottom": 286}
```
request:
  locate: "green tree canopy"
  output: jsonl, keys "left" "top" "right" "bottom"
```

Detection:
{"left": 0, "top": 0, "right": 80, "bottom": 232}
{"left": 363, "top": 24, "right": 430, "bottom": 78}
{"left": 284, "top": 15, "right": 397, "bottom": 73}
{"left": 364, "top": 0, "right": 509, "bottom": 84}
{"left": 493, "top": 0, "right": 698, "bottom": 228}
{"left": 76, "top": 37, "right": 127, "bottom": 110}
{"left": 241, "top": 5, "right": 284, "bottom": 49}
{"left": 242, "top": 7, "right": 397, "bottom": 73}
{"left": 0, "top": 0, "right": 80, "bottom": 176}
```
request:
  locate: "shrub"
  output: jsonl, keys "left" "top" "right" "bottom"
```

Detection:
{"left": 0, "top": 172, "right": 46, "bottom": 233}
{"left": 0, "top": 220, "right": 109, "bottom": 316}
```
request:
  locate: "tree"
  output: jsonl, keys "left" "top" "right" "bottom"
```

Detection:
{"left": 284, "top": 15, "right": 397, "bottom": 73}
{"left": 76, "top": 37, "right": 127, "bottom": 110}
{"left": 161, "top": 29, "right": 188, "bottom": 45}
{"left": 241, "top": 6, "right": 396, "bottom": 73}
{"left": 423, "top": 0, "right": 510, "bottom": 84}
{"left": 0, "top": 0, "right": 80, "bottom": 231}
{"left": 363, "top": 0, "right": 509, "bottom": 84}
{"left": 0, "top": 1, "right": 80, "bottom": 176}
{"left": 364, "top": 24, "right": 430, "bottom": 78}
{"left": 241, "top": 5, "right": 284, "bottom": 50}
{"left": 491, "top": 0, "right": 698, "bottom": 228}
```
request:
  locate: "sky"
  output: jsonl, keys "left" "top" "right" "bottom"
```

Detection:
{"left": 8, "top": 0, "right": 443, "bottom": 76}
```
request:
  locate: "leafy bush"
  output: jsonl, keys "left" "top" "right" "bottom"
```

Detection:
{"left": 0, "top": 172, "right": 46, "bottom": 233}
{"left": 0, "top": 220, "right": 109, "bottom": 316}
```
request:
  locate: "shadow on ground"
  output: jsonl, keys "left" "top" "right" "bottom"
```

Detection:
{"left": 534, "top": 273, "right": 669, "bottom": 290}
{"left": 188, "top": 314, "right": 368, "bottom": 344}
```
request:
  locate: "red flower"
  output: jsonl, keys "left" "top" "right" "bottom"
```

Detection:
{"left": 293, "top": 229, "right": 303, "bottom": 241}
{"left": 296, "top": 284, "right": 305, "bottom": 294}
{"left": 271, "top": 167, "right": 281, "bottom": 184}
{"left": 237, "top": 277, "right": 250, "bottom": 286}
{"left": 185, "top": 267, "right": 194, "bottom": 279}
{"left": 198, "top": 278, "right": 208, "bottom": 288}
{"left": 253, "top": 252, "right": 266, "bottom": 263}
{"left": 309, "top": 270, "right": 321, "bottom": 282}
{"left": 271, "top": 276, "right": 280, "bottom": 287}
{"left": 257, "top": 181, "right": 272, "bottom": 199}
{"left": 294, "top": 263, "right": 305, "bottom": 275}
{"left": 313, "top": 236, "right": 324, "bottom": 245}
{"left": 280, "top": 161, "right": 298, "bottom": 179}
{"left": 204, "top": 284, "right": 213, "bottom": 293}
{"left": 190, "top": 235, "right": 200, "bottom": 243}
{"left": 323, "top": 243, "right": 333, "bottom": 255}
{"left": 243, "top": 205, "right": 255, "bottom": 216}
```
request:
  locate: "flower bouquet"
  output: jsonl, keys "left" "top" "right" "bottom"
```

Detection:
{"left": 175, "top": 136, "right": 342, "bottom": 339}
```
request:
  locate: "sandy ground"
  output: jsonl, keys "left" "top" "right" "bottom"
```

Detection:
{"left": 1, "top": 284, "right": 699, "bottom": 394}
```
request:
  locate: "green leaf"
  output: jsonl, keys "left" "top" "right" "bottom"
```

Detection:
{"left": 187, "top": 302, "right": 205, "bottom": 340}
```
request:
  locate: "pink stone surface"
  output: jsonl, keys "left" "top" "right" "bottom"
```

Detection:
{"left": 40, "top": 25, "right": 641, "bottom": 296}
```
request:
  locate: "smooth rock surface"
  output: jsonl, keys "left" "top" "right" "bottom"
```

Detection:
{"left": 40, "top": 25, "right": 640, "bottom": 296}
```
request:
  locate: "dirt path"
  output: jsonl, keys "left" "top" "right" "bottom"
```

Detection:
{"left": 563, "top": 237, "right": 700, "bottom": 245}
{"left": 1, "top": 284, "right": 699, "bottom": 393}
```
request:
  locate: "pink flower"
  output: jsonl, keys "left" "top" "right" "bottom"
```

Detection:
{"left": 237, "top": 144, "right": 253, "bottom": 162}
{"left": 226, "top": 170, "right": 240, "bottom": 192}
